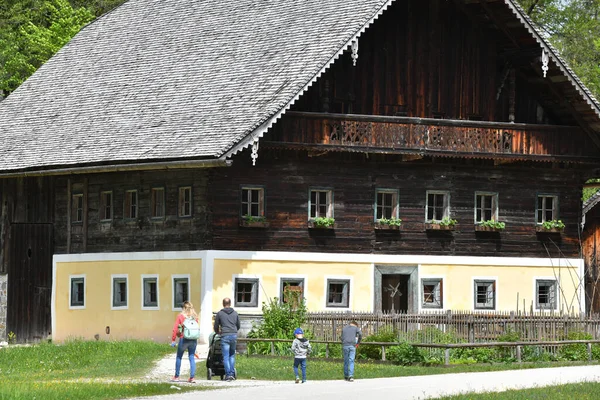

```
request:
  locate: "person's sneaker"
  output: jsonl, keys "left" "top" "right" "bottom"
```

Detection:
{"left": 348, "top": 377, "right": 354, "bottom": 382}
{"left": 170, "top": 376, "right": 180, "bottom": 382}
{"left": 295, "top": 377, "right": 300, "bottom": 384}
{"left": 302, "top": 380, "right": 306, "bottom": 383}
{"left": 225, "top": 376, "right": 234, "bottom": 382}
{"left": 344, "top": 377, "right": 349, "bottom": 381}
{"left": 188, "top": 377, "right": 196, "bottom": 383}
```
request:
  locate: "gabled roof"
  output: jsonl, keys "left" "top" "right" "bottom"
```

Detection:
{"left": 0, "top": 0, "right": 598, "bottom": 176}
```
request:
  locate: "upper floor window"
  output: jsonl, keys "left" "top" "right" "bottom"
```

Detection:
{"left": 309, "top": 189, "right": 333, "bottom": 219}
{"left": 375, "top": 189, "right": 399, "bottom": 220}
{"left": 475, "top": 192, "right": 498, "bottom": 223}
{"left": 241, "top": 186, "right": 265, "bottom": 218}
{"left": 179, "top": 186, "right": 192, "bottom": 217}
{"left": 72, "top": 193, "right": 83, "bottom": 223}
{"left": 100, "top": 191, "right": 113, "bottom": 221}
{"left": 422, "top": 278, "right": 443, "bottom": 309}
{"left": 536, "top": 279, "right": 557, "bottom": 310}
{"left": 536, "top": 195, "right": 558, "bottom": 224}
{"left": 474, "top": 280, "right": 496, "bottom": 310}
{"left": 124, "top": 190, "right": 138, "bottom": 219}
{"left": 426, "top": 191, "right": 449, "bottom": 221}
{"left": 151, "top": 187, "right": 165, "bottom": 218}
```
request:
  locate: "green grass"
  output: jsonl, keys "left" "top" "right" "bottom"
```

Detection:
{"left": 434, "top": 382, "right": 600, "bottom": 399}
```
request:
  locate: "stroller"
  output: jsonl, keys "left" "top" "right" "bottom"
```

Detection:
{"left": 207, "top": 332, "right": 238, "bottom": 380}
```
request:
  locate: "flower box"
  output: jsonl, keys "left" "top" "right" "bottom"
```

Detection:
{"left": 240, "top": 219, "right": 270, "bottom": 228}
{"left": 425, "top": 223, "right": 455, "bottom": 231}
{"left": 374, "top": 222, "right": 401, "bottom": 231}
{"left": 307, "top": 221, "right": 335, "bottom": 229}
{"left": 475, "top": 225, "right": 503, "bottom": 232}
{"left": 535, "top": 226, "right": 563, "bottom": 233}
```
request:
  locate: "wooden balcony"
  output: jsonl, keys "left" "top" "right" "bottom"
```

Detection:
{"left": 269, "top": 112, "right": 598, "bottom": 161}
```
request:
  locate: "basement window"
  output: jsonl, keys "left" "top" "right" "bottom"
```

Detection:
{"left": 112, "top": 275, "right": 128, "bottom": 309}
{"left": 70, "top": 275, "right": 85, "bottom": 309}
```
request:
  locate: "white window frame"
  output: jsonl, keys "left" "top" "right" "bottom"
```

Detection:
{"left": 536, "top": 195, "right": 558, "bottom": 224}
{"left": 151, "top": 187, "right": 166, "bottom": 219}
{"left": 472, "top": 277, "right": 497, "bottom": 310}
{"left": 179, "top": 186, "right": 193, "bottom": 218}
{"left": 141, "top": 274, "right": 159, "bottom": 310}
{"left": 100, "top": 191, "right": 113, "bottom": 222}
{"left": 69, "top": 274, "right": 86, "bottom": 310}
{"left": 420, "top": 277, "right": 444, "bottom": 310}
{"left": 375, "top": 188, "right": 399, "bottom": 221}
{"left": 534, "top": 277, "right": 559, "bottom": 311}
{"left": 277, "top": 274, "right": 307, "bottom": 305}
{"left": 232, "top": 274, "right": 261, "bottom": 311}
{"left": 124, "top": 190, "right": 138, "bottom": 220}
{"left": 474, "top": 192, "right": 499, "bottom": 223}
{"left": 309, "top": 188, "right": 334, "bottom": 220}
{"left": 324, "top": 275, "right": 352, "bottom": 310}
{"left": 240, "top": 186, "right": 265, "bottom": 218}
{"left": 171, "top": 274, "right": 190, "bottom": 311}
{"left": 425, "top": 190, "right": 450, "bottom": 222}
{"left": 111, "top": 274, "right": 129, "bottom": 310}
{"left": 72, "top": 193, "right": 83, "bottom": 223}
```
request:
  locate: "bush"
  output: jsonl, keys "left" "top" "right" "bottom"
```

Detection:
{"left": 357, "top": 328, "right": 397, "bottom": 360}
{"left": 453, "top": 347, "right": 497, "bottom": 364}
{"left": 558, "top": 331, "right": 592, "bottom": 361}
{"left": 386, "top": 342, "right": 424, "bottom": 365}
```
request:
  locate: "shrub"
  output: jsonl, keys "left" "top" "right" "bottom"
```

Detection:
{"left": 312, "top": 217, "right": 335, "bottom": 228}
{"left": 558, "top": 331, "right": 592, "bottom": 361}
{"left": 357, "top": 328, "right": 397, "bottom": 360}
{"left": 386, "top": 342, "right": 425, "bottom": 365}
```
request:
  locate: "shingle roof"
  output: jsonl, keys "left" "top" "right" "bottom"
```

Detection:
{"left": 0, "top": 0, "right": 598, "bottom": 175}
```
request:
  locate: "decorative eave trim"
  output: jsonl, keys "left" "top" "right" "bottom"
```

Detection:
{"left": 504, "top": 0, "right": 600, "bottom": 119}
{"left": 220, "top": 0, "right": 397, "bottom": 161}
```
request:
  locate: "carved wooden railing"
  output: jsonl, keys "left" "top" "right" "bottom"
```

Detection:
{"left": 272, "top": 112, "right": 595, "bottom": 159}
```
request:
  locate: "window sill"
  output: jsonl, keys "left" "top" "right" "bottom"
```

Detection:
{"left": 425, "top": 223, "right": 455, "bottom": 231}
{"left": 307, "top": 221, "right": 335, "bottom": 229}
{"left": 535, "top": 226, "right": 564, "bottom": 233}
{"left": 374, "top": 222, "right": 401, "bottom": 231}
{"left": 240, "top": 220, "right": 270, "bottom": 228}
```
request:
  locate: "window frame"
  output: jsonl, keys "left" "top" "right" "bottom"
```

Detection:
{"left": 233, "top": 276, "right": 260, "bottom": 308}
{"left": 425, "top": 190, "right": 450, "bottom": 222}
{"left": 171, "top": 274, "right": 190, "bottom": 311}
{"left": 536, "top": 194, "right": 559, "bottom": 224}
{"left": 100, "top": 191, "right": 113, "bottom": 222}
{"left": 72, "top": 193, "right": 84, "bottom": 223}
{"left": 69, "top": 275, "right": 86, "bottom": 309}
{"left": 473, "top": 279, "right": 496, "bottom": 310}
{"left": 151, "top": 187, "right": 166, "bottom": 219}
{"left": 240, "top": 186, "right": 265, "bottom": 219}
{"left": 374, "top": 188, "right": 399, "bottom": 221}
{"left": 111, "top": 274, "right": 129, "bottom": 310}
{"left": 535, "top": 278, "right": 558, "bottom": 311}
{"left": 325, "top": 277, "right": 351, "bottom": 309}
{"left": 141, "top": 274, "right": 159, "bottom": 310}
{"left": 278, "top": 276, "right": 306, "bottom": 305}
{"left": 124, "top": 189, "right": 138, "bottom": 220}
{"left": 421, "top": 277, "right": 444, "bottom": 309}
{"left": 474, "top": 192, "right": 499, "bottom": 223}
{"left": 178, "top": 186, "right": 193, "bottom": 218}
{"left": 308, "top": 188, "right": 334, "bottom": 220}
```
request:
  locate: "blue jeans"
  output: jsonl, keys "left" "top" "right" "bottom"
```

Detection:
{"left": 175, "top": 338, "right": 197, "bottom": 378}
{"left": 293, "top": 357, "right": 307, "bottom": 381}
{"left": 220, "top": 334, "right": 237, "bottom": 378}
{"left": 343, "top": 345, "right": 356, "bottom": 378}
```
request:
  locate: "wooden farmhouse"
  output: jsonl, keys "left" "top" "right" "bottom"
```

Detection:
{"left": 0, "top": 0, "right": 599, "bottom": 343}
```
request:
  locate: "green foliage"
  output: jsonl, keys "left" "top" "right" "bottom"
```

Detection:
{"left": 540, "top": 219, "right": 565, "bottom": 230}
{"left": 558, "top": 331, "right": 592, "bottom": 361}
{"left": 478, "top": 220, "right": 506, "bottom": 230}
{"left": 243, "top": 215, "right": 266, "bottom": 223}
{"left": 357, "top": 328, "right": 398, "bottom": 360}
{"left": 386, "top": 341, "right": 425, "bottom": 365}
{"left": 432, "top": 217, "right": 457, "bottom": 227}
{"left": 6, "top": 331, "right": 16, "bottom": 344}
{"left": 377, "top": 217, "right": 402, "bottom": 226}
{"left": 312, "top": 217, "right": 335, "bottom": 228}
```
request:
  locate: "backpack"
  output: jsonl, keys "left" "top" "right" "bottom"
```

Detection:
{"left": 182, "top": 316, "right": 200, "bottom": 340}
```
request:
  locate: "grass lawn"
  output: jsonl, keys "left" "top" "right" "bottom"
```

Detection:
{"left": 434, "top": 382, "right": 600, "bottom": 399}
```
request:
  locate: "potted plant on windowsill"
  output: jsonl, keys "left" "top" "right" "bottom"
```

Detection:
{"left": 536, "top": 219, "right": 565, "bottom": 233}
{"left": 308, "top": 217, "right": 335, "bottom": 229}
{"left": 475, "top": 220, "right": 506, "bottom": 232}
{"left": 374, "top": 217, "right": 402, "bottom": 230}
{"left": 425, "top": 217, "right": 457, "bottom": 231}
{"left": 240, "top": 215, "right": 270, "bottom": 228}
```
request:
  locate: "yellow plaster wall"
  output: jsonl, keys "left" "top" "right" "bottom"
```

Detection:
{"left": 420, "top": 264, "right": 581, "bottom": 312}
{"left": 54, "top": 259, "right": 202, "bottom": 343}
{"left": 212, "top": 259, "right": 373, "bottom": 313}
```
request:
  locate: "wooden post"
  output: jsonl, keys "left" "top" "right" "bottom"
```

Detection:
{"left": 381, "top": 345, "right": 386, "bottom": 361}
{"left": 516, "top": 345, "right": 522, "bottom": 363}
{"left": 587, "top": 343, "right": 593, "bottom": 361}
{"left": 326, "top": 343, "right": 330, "bottom": 358}
{"left": 270, "top": 341, "right": 275, "bottom": 355}
{"left": 444, "top": 348, "right": 450, "bottom": 366}
{"left": 67, "top": 178, "right": 71, "bottom": 254}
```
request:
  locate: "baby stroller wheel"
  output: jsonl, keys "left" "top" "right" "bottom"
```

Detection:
{"left": 207, "top": 367, "right": 213, "bottom": 380}
{"left": 234, "top": 368, "right": 237, "bottom": 379}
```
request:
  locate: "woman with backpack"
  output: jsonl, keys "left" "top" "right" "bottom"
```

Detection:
{"left": 171, "top": 301, "right": 200, "bottom": 383}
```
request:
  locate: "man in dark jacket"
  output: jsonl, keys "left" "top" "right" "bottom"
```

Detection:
{"left": 214, "top": 297, "right": 241, "bottom": 381}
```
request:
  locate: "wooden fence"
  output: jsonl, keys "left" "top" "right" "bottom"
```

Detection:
{"left": 305, "top": 310, "right": 600, "bottom": 343}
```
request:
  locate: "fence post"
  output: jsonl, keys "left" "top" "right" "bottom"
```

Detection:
{"left": 270, "top": 340, "right": 275, "bottom": 355}
{"left": 468, "top": 315, "right": 474, "bottom": 343}
{"left": 326, "top": 343, "right": 330, "bottom": 358}
{"left": 444, "top": 347, "right": 450, "bottom": 366}
{"left": 587, "top": 342, "right": 593, "bottom": 361}
{"left": 382, "top": 345, "right": 386, "bottom": 361}
{"left": 516, "top": 345, "right": 522, "bottom": 363}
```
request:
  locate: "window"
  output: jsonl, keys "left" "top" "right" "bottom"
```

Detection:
{"left": 124, "top": 190, "right": 138, "bottom": 219}
{"left": 326, "top": 279, "right": 350, "bottom": 308}
{"left": 70, "top": 276, "right": 85, "bottom": 308}
{"left": 280, "top": 278, "right": 305, "bottom": 305}
{"left": 235, "top": 278, "right": 259, "bottom": 307}
{"left": 179, "top": 186, "right": 192, "bottom": 217}
{"left": 240, "top": 186, "right": 264, "bottom": 218}
{"left": 475, "top": 192, "right": 498, "bottom": 223}
{"left": 112, "top": 275, "right": 128, "bottom": 309}
{"left": 309, "top": 189, "right": 333, "bottom": 219}
{"left": 426, "top": 191, "right": 449, "bottom": 221}
{"left": 100, "top": 191, "right": 113, "bottom": 221}
{"left": 537, "top": 195, "right": 558, "bottom": 224}
{"left": 151, "top": 187, "right": 165, "bottom": 218}
{"left": 375, "top": 189, "right": 399, "bottom": 220}
{"left": 474, "top": 280, "right": 496, "bottom": 309}
{"left": 142, "top": 275, "right": 159, "bottom": 309}
{"left": 536, "top": 279, "right": 557, "bottom": 310}
{"left": 172, "top": 275, "right": 189, "bottom": 309}
{"left": 422, "top": 278, "right": 443, "bottom": 309}
{"left": 72, "top": 193, "right": 83, "bottom": 223}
